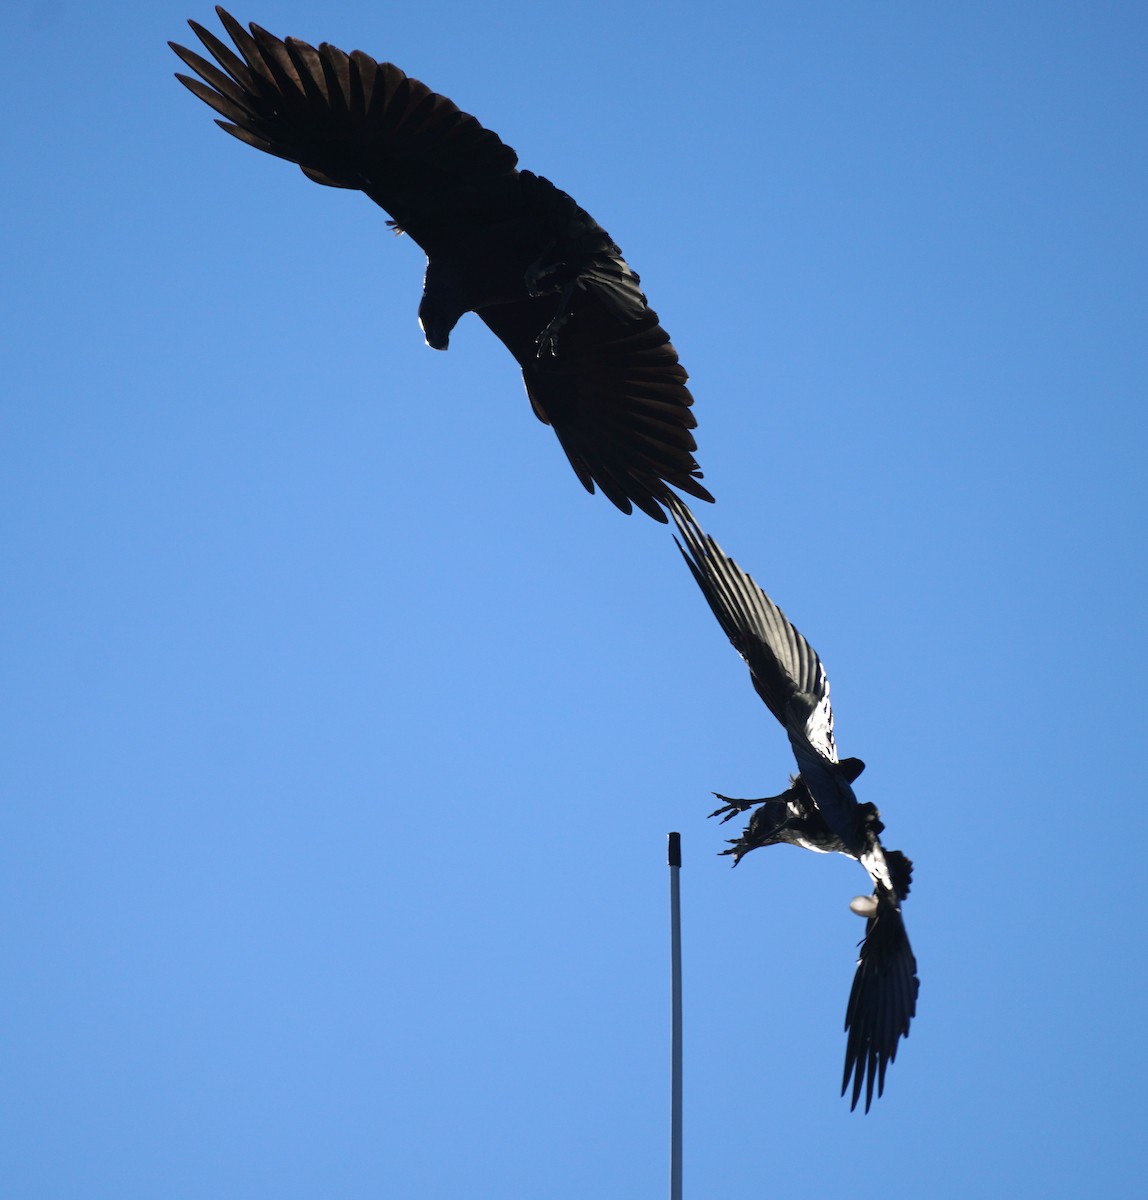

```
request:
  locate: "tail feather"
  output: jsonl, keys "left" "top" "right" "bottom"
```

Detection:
{"left": 842, "top": 893, "right": 918, "bottom": 1112}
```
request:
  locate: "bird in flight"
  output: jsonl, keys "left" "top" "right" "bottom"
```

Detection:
{"left": 668, "top": 496, "right": 918, "bottom": 1111}
{"left": 170, "top": 9, "right": 713, "bottom": 521}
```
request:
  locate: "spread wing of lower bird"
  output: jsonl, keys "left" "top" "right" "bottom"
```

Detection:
{"left": 668, "top": 496, "right": 918, "bottom": 1111}
{"left": 170, "top": 8, "right": 712, "bottom": 521}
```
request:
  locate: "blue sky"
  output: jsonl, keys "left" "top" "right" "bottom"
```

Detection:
{"left": 5, "top": 1, "right": 1147, "bottom": 1196}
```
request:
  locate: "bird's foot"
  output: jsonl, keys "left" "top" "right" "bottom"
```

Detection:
{"left": 709, "top": 793, "right": 760, "bottom": 823}
{"left": 528, "top": 268, "right": 577, "bottom": 358}
{"left": 534, "top": 312, "right": 569, "bottom": 358}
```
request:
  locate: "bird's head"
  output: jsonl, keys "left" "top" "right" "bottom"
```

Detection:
{"left": 419, "top": 311, "right": 453, "bottom": 351}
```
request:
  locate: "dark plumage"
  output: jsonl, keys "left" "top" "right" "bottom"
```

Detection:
{"left": 669, "top": 496, "right": 918, "bottom": 1112}
{"left": 170, "top": 8, "right": 713, "bottom": 521}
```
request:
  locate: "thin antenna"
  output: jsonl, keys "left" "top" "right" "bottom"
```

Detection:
{"left": 668, "top": 832, "right": 682, "bottom": 1200}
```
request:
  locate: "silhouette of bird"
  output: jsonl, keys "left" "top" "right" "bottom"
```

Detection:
{"left": 668, "top": 496, "right": 918, "bottom": 1112}
{"left": 170, "top": 9, "right": 713, "bottom": 521}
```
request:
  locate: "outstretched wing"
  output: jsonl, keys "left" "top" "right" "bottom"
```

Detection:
{"left": 485, "top": 302, "right": 712, "bottom": 521}
{"left": 842, "top": 892, "right": 919, "bottom": 1112}
{"left": 170, "top": 7, "right": 519, "bottom": 247}
{"left": 668, "top": 497, "right": 834, "bottom": 753}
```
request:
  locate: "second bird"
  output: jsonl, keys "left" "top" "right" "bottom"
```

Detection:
{"left": 669, "top": 496, "right": 919, "bottom": 1112}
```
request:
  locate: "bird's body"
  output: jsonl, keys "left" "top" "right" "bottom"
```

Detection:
{"left": 669, "top": 496, "right": 918, "bottom": 1111}
{"left": 171, "top": 9, "right": 712, "bottom": 521}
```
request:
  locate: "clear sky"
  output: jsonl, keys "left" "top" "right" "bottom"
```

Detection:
{"left": 5, "top": 2, "right": 1147, "bottom": 1196}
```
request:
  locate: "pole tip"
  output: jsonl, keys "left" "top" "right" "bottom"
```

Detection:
{"left": 667, "top": 832, "right": 681, "bottom": 868}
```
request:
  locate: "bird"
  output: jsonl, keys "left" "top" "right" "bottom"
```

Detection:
{"left": 170, "top": 8, "right": 713, "bottom": 522}
{"left": 668, "top": 495, "right": 918, "bottom": 1112}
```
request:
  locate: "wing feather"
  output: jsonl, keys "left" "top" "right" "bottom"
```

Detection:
{"left": 173, "top": 8, "right": 519, "bottom": 210}
{"left": 669, "top": 497, "right": 830, "bottom": 742}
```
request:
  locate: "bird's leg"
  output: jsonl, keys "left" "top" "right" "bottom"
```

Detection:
{"left": 709, "top": 793, "right": 767, "bottom": 823}
{"left": 524, "top": 248, "right": 559, "bottom": 295}
{"left": 719, "top": 813, "right": 796, "bottom": 865}
{"left": 533, "top": 279, "right": 579, "bottom": 358}
{"left": 525, "top": 242, "right": 583, "bottom": 358}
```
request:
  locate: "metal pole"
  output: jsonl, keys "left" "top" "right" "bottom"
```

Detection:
{"left": 668, "top": 832, "right": 682, "bottom": 1200}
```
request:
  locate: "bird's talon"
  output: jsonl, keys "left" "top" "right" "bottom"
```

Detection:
{"left": 534, "top": 328, "right": 559, "bottom": 358}
{"left": 709, "top": 794, "right": 754, "bottom": 822}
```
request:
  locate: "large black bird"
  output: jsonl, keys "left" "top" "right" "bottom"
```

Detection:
{"left": 170, "top": 9, "right": 713, "bottom": 521}
{"left": 668, "top": 496, "right": 918, "bottom": 1112}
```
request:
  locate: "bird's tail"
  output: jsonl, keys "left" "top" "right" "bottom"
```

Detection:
{"left": 842, "top": 891, "right": 919, "bottom": 1112}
